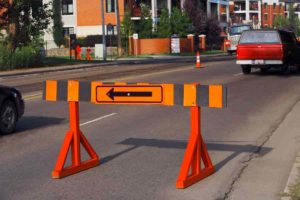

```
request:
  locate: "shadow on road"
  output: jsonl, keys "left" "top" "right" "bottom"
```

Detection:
{"left": 248, "top": 68, "right": 300, "bottom": 77}
{"left": 100, "top": 138, "right": 272, "bottom": 172}
{"left": 15, "top": 116, "right": 66, "bottom": 133}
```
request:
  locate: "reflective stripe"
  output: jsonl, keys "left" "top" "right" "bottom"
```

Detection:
{"left": 183, "top": 84, "right": 197, "bottom": 106}
{"left": 174, "top": 84, "right": 184, "bottom": 105}
{"left": 196, "top": 85, "right": 209, "bottom": 107}
{"left": 209, "top": 85, "right": 223, "bottom": 108}
{"left": 45, "top": 80, "right": 57, "bottom": 101}
{"left": 57, "top": 81, "right": 68, "bottom": 101}
{"left": 80, "top": 82, "right": 91, "bottom": 102}
{"left": 44, "top": 81, "right": 227, "bottom": 108}
{"left": 68, "top": 80, "right": 79, "bottom": 102}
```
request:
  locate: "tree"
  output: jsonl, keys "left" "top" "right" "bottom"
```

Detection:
{"left": 287, "top": 4, "right": 300, "bottom": 36}
{"left": 138, "top": 4, "right": 153, "bottom": 38}
{"left": 52, "top": 0, "right": 65, "bottom": 47}
{"left": 121, "top": 8, "right": 134, "bottom": 54}
{"left": 2, "top": 0, "right": 51, "bottom": 51}
{"left": 170, "top": 8, "right": 191, "bottom": 37}
{"left": 273, "top": 14, "right": 288, "bottom": 29}
{"left": 156, "top": 9, "right": 171, "bottom": 38}
{"left": 204, "top": 17, "right": 222, "bottom": 50}
{"left": 0, "top": 0, "right": 11, "bottom": 28}
{"left": 156, "top": 8, "right": 192, "bottom": 38}
{"left": 184, "top": 0, "right": 206, "bottom": 34}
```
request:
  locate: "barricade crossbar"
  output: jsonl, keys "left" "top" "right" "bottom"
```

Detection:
{"left": 43, "top": 80, "right": 227, "bottom": 189}
{"left": 44, "top": 80, "right": 227, "bottom": 108}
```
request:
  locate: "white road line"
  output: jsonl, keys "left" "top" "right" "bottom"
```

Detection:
{"left": 234, "top": 73, "right": 243, "bottom": 76}
{"left": 80, "top": 113, "right": 117, "bottom": 126}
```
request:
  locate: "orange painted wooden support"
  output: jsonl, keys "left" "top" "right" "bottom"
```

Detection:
{"left": 176, "top": 106, "right": 214, "bottom": 189}
{"left": 52, "top": 101, "right": 100, "bottom": 178}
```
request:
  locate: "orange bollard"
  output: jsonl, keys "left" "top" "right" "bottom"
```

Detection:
{"left": 52, "top": 101, "right": 100, "bottom": 178}
{"left": 76, "top": 45, "right": 82, "bottom": 60}
{"left": 86, "top": 47, "right": 92, "bottom": 60}
{"left": 176, "top": 106, "right": 215, "bottom": 189}
{"left": 196, "top": 51, "right": 201, "bottom": 68}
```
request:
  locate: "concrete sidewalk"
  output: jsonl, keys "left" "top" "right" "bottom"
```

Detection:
{"left": 227, "top": 99, "right": 300, "bottom": 200}
{"left": 0, "top": 53, "right": 230, "bottom": 78}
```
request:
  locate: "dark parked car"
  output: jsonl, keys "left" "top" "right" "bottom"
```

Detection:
{"left": 0, "top": 86, "right": 24, "bottom": 134}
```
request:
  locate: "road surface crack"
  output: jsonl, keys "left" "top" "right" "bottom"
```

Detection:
{"left": 219, "top": 98, "right": 300, "bottom": 200}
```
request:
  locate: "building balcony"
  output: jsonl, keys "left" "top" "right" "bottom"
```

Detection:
{"left": 130, "top": 0, "right": 182, "bottom": 18}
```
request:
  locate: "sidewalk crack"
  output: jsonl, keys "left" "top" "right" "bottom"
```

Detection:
{"left": 218, "top": 98, "right": 300, "bottom": 200}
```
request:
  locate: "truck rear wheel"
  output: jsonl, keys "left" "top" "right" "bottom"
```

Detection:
{"left": 241, "top": 65, "right": 251, "bottom": 74}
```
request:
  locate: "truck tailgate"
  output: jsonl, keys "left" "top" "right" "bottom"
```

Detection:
{"left": 237, "top": 44, "right": 283, "bottom": 60}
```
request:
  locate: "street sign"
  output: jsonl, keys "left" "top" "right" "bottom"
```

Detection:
{"left": 95, "top": 85, "right": 163, "bottom": 104}
{"left": 70, "top": 34, "right": 77, "bottom": 50}
{"left": 133, "top": 33, "right": 138, "bottom": 40}
{"left": 107, "top": 23, "right": 113, "bottom": 32}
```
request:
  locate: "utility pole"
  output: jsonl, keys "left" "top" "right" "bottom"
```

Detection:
{"left": 115, "top": 0, "right": 122, "bottom": 56}
{"left": 101, "top": 0, "right": 107, "bottom": 61}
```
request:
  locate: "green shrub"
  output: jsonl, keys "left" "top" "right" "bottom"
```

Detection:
{"left": 0, "top": 44, "right": 12, "bottom": 70}
{"left": 0, "top": 43, "right": 43, "bottom": 70}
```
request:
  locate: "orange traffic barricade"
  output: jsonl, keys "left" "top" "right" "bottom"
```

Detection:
{"left": 44, "top": 81, "right": 227, "bottom": 189}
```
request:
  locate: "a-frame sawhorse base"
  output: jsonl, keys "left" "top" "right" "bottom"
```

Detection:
{"left": 52, "top": 102, "right": 100, "bottom": 178}
{"left": 176, "top": 106, "right": 215, "bottom": 189}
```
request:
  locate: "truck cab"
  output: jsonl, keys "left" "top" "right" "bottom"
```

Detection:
{"left": 227, "top": 24, "right": 252, "bottom": 55}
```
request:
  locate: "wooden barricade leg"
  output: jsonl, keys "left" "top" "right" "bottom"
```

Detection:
{"left": 52, "top": 101, "right": 100, "bottom": 178}
{"left": 176, "top": 106, "right": 214, "bottom": 189}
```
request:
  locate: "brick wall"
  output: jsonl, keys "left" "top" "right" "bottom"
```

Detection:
{"left": 77, "top": 0, "right": 125, "bottom": 26}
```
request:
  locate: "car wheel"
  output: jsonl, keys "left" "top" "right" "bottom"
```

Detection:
{"left": 0, "top": 100, "right": 17, "bottom": 135}
{"left": 241, "top": 65, "right": 251, "bottom": 74}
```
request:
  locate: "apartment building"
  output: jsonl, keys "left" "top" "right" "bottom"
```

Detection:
{"left": 44, "top": 0, "right": 230, "bottom": 49}
{"left": 230, "top": 0, "right": 300, "bottom": 28}
{"left": 230, "top": 0, "right": 261, "bottom": 28}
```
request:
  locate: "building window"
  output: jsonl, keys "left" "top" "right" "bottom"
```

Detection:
{"left": 264, "top": 13, "right": 268, "bottom": 21}
{"left": 106, "top": 0, "right": 115, "bottom": 13}
{"left": 62, "top": 0, "right": 73, "bottom": 15}
{"left": 273, "top": 3, "right": 276, "bottom": 9}
{"left": 296, "top": 4, "right": 300, "bottom": 12}
{"left": 63, "top": 27, "right": 74, "bottom": 37}
{"left": 264, "top": 3, "right": 267, "bottom": 9}
{"left": 234, "top": 2, "right": 245, "bottom": 11}
{"left": 250, "top": 1, "right": 258, "bottom": 11}
{"left": 273, "top": 14, "right": 276, "bottom": 22}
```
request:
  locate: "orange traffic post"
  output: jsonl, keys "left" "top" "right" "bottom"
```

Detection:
{"left": 76, "top": 45, "right": 82, "bottom": 60}
{"left": 176, "top": 106, "right": 215, "bottom": 189}
{"left": 196, "top": 51, "right": 201, "bottom": 68}
{"left": 86, "top": 47, "right": 92, "bottom": 60}
{"left": 52, "top": 101, "right": 100, "bottom": 178}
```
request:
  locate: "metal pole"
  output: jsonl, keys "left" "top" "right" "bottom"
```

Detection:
{"left": 101, "top": 0, "right": 107, "bottom": 61}
{"left": 115, "top": 0, "right": 122, "bottom": 56}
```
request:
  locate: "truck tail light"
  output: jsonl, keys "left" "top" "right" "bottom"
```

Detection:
{"left": 225, "top": 40, "right": 231, "bottom": 47}
{"left": 280, "top": 44, "right": 284, "bottom": 60}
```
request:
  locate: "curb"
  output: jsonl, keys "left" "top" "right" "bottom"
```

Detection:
{"left": 0, "top": 54, "right": 233, "bottom": 78}
{"left": 282, "top": 152, "right": 300, "bottom": 200}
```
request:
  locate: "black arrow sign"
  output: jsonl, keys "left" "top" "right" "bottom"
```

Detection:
{"left": 106, "top": 88, "right": 153, "bottom": 100}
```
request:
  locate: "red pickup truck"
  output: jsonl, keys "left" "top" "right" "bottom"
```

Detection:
{"left": 236, "top": 29, "right": 300, "bottom": 74}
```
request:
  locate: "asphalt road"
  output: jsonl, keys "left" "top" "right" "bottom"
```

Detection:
{"left": 1, "top": 59, "right": 300, "bottom": 200}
